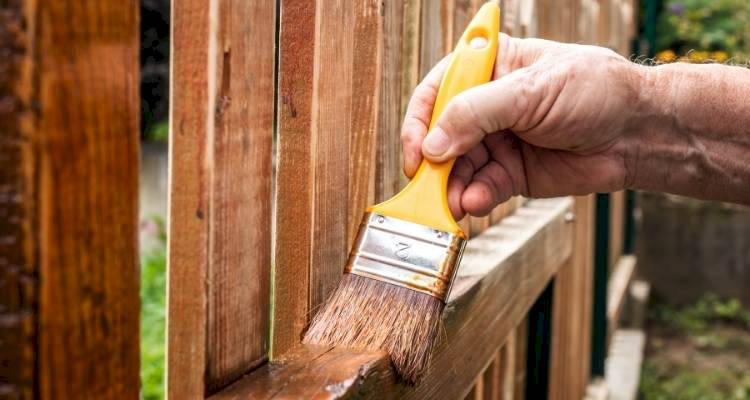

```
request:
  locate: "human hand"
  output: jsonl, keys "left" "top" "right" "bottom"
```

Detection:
{"left": 401, "top": 33, "right": 643, "bottom": 219}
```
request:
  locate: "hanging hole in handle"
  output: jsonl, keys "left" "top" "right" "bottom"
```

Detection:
{"left": 466, "top": 27, "right": 490, "bottom": 50}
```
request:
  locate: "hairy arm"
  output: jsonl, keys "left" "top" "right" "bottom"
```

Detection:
{"left": 630, "top": 63, "right": 750, "bottom": 204}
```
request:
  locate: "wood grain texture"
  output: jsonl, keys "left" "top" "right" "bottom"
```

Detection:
{"left": 208, "top": 346, "right": 395, "bottom": 400}
{"left": 376, "top": 0, "right": 405, "bottom": 202}
{"left": 549, "top": 195, "right": 595, "bottom": 400}
{"left": 0, "top": 2, "right": 35, "bottom": 397}
{"left": 273, "top": 0, "right": 382, "bottom": 359}
{"left": 219, "top": 198, "right": 574, "bottom": 399}
{"left": 169, "top": 0, "right": 276, "bottom": 394}
{"left": 307, "top": 0, "right": 354, "bottom": 314}
{"left": 272, "top": 0, "right": 317, "bottom": 358}
{"left": 29, "top": 1, "right": 140, "bottom": 398}
{"left": 419, "top": 0, "right": 451, "bottom": 79}
{"left": 347, "top": 0, "right": 380, "bottom": 247}
{"left": 168, "top": 0, "right": 212, "bottom": 396}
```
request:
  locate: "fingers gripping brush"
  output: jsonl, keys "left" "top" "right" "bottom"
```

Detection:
{"left": 303, "top": 2, "right": 500, "bottom": 383}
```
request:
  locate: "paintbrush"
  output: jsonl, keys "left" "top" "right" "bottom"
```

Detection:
{"left": 304, "top": 2, "right": 500, "bottom": 383}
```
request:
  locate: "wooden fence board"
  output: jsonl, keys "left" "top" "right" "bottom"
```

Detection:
{"left": 169, "top": 0, "right": 276, "bottom": 394}
{"left": 273, "top": 0, "right": 381, "bottom": 359}
{"left": 272, "top": 0, "right": 317, "bottom": 359}
{"left": 0, "top": 2, "right": 141, "bottom": 398}
{"left": 549, "top": 195, "right": 595, "bottom": 400}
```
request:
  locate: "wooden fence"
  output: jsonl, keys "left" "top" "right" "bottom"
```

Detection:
{"left": 0, "top": 0, "right": 637, "bottom": 399}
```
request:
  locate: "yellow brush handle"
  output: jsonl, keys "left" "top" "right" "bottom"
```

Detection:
{"left": 370, "top": 2, "right": 500, "bottom": 236}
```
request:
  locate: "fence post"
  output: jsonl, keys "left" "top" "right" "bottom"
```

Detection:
{"left": 0, "top": 1, "right": 140, "bottom": 398}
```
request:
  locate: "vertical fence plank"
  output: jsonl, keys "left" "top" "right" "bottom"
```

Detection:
{"left": 169, "top": 0, "right": 276, "bottom": 395}
{"left": 377, "top": 0, "right": 406, "bottom": 202}
{"left": 348, "top": 0, "right": 381, "bottom": 247}
{"left": 548, "top": 196, "right": 595, "bottom": 400}
{"left": 273, "top": 0, "right": 382, "bottom": 359}
{"left": 0, "top": 2, "right": 142, "bottom": 398}
{"left": 306, "top": 0, "right": 354, "bottom": 316}
{"left": 272, "top": 0, "right": 317, "bottom": 358}
{"left": 168, "top": 0, "right": 212, "bottom": 395}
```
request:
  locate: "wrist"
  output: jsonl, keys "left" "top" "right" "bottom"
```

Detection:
{"left": 619, "top": 63, "right": 682, "bottom": 191}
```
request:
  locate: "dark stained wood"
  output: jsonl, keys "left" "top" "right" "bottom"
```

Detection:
{"left": 10, "top": 1, "right": 141, "bottom": 398}
{"left": 0, "top": 2, "right": 36, "bottom": 398}
{"left": 169, "top": 0, "right": 276, "bottom": 395}
{"left": 208, "top": 346, "right": 394, "bottom": 400}
{"left": 213, "top": 198, "right": 574, "bottom": 400}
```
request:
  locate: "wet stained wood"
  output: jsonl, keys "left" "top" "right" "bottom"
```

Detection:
{"left": 0, "top": 2, "right": 36, "bottom": 397}
{"left": 208, "top": 346, "right": 394, "bottom": 400}
{"left": 0, "top": 1, "right": 142, "bottom": 398}
{"left": 169, "top": 0, "right": 276, "bottom": 395}
{"left": 213, "top": 198, "right": 573, "bottom": 400}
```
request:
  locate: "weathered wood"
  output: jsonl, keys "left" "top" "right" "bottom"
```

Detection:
{"left": 272, "top": 0, "right": 317, "bottom": 359}
{"left": 348, "top": 0, "right": 381, "bottom": 247}
{"left": 549, "top": 195, "right": 596, "bottom": 400}
{"left": 169, "top": 0, "right": 276, "bottom": 394}
{"left": 0, "top": 1, "right": 141, "bottom": 398}
{"left": 419, "top": 0, "right": 451, "bottom": 79}
{"left": 216, "top": 198, "right": 573, "bottom": 399}
{"left": 272, "top": 0, "right": 382, "bottom": 359}
{"left": 208, "top": 346, "right": 395, "bottom": 400}
{"left": 377, "top": 0, "right": 406, "bottom": 202}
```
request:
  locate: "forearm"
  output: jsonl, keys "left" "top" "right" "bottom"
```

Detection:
{"left": 625, "top": 62, "right": 750, "bottom": 204}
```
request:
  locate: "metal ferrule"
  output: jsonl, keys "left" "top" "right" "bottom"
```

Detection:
{"left": 345, "top": 212, "right": 466, "bottom": 302}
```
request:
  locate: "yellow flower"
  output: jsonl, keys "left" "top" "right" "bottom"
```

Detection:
{"left": 711, "top": 51, "right": 729, "bottom": 62}
{"left": 688, "top": 50, "right": 709, "bottom": 62}
{"left": 655, "top": 49, "right": 676, "bottom": 63}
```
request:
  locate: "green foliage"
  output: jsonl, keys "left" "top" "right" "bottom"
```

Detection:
{"left": 140, "top": 215, "right": 166, "bottom": 400}
{"left": 640, "top": 294, "right": 750, "bottom": 400}
{"left": 649, "top": 293, "right": 750, "bottom": 335}
{"left": 657, "top": 0, "right": 750, "bottom": 62}
{"left": 641, "top": 360, "right": 750, "bottom": 400}
{"left": 144, "top": 120, "right": 169, "bottom": 142}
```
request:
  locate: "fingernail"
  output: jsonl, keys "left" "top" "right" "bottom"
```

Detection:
{"left": 423, "top": 128, "right": 450, "bottom": 157}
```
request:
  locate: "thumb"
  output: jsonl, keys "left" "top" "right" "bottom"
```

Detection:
{"left": 421, "top": 67, "right": 538, "bottom": 162}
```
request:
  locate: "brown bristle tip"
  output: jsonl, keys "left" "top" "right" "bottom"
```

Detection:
{"left": 303, "top": 274, "right": 444, "bottom": 384}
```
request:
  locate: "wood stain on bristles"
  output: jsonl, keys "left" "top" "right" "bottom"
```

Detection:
{"left": 303, "top": 274, "right": 443, "bottom": 383}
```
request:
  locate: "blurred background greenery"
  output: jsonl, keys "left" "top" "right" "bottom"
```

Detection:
{"left": 653, "top": 0, "right": 750, "bottom": 63}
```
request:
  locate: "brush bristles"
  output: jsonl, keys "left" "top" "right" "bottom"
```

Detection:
{"left": 303, "top": 274, "right": 444, "bottom": 383}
